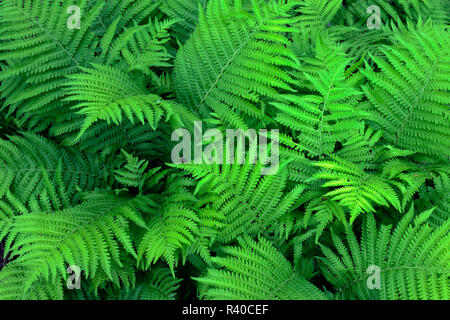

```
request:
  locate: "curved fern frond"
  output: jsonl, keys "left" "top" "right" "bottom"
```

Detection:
{"left": 0, "top": 0, "right": 103, "bottom": 130}
{"left": 195, "top": 236, "right": 327, "bottom": 300}
{"left": 65, "top": 64, "right": 189, "bottom": 140}
{"left": 0, "top": 191, "right": 148, "bottom": 298}
{"left": 137, "top": 190, "right": 200, "bottom": 274}
{"left": 312, "top": 156, "right": 402, "bottom": 222}
{"left": 319, "top": 207, "right": 450, "bottom": 300}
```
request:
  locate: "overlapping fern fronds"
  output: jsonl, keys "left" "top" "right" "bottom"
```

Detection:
{"left": 319, "top": 207, "right": 450, "bottom": 300}
{"left": 0, "top": 0, "right": 448, "bottom": 301}
{"left": 174, "top": 0, "right": 300, "bottom": 128}
{"left": 196, "top": 236, "right": 327, "bottom": 300}
{"left": 362, "top": 24, "right": 450, "bottom": 158}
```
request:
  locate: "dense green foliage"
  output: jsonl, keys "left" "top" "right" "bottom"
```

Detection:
{"left": 0, "top": 0, "right": 448, "bottom": 300}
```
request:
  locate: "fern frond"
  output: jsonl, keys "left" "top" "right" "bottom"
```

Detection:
{"left": 362, "top": 26, "right": 450, "bottom": 158}
{"left": 162, "top": 0, "right": 210, "bottom": 43}
{"left": 0, "top": 0, "right": 103, "bottom": 130}
{"left": 274, "top": 38, "right": 366, "bottom": 156}
{"left": 319, "top": 207, "right": 450, "bottom": 300}
{"left": 0, "top": 263, "right": 64, "bottom": 300}
{"left": 417, "top": 171, "right": 450, "bottom": 228}
{"left": 173, "top": 160, "right": 305, "bottom": 243}
{"left": 294, "top": 0, "right": 343, "bottom": 38}
{"left": 115, "top": 267, "right": 181, "bottom": 300}
{"left": 174, "top": 0, "right": 299, "bottom": 128}
{"left": 0, "top": 133, "right": 108, "bottom": 209}
{"left": 137, "top": 193, "right": 200, "bottom": 274}
{"left": 195, "top": 236, "right": 327, "bottom": 300}
{"left": 312, "top": 156, "right": 402, "bottom": 222}
{"left": 65, "top": 64, "right": 188, "bottom": 140}
{"left": 0, "top": 191, "right": 148, "bottom": 298}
